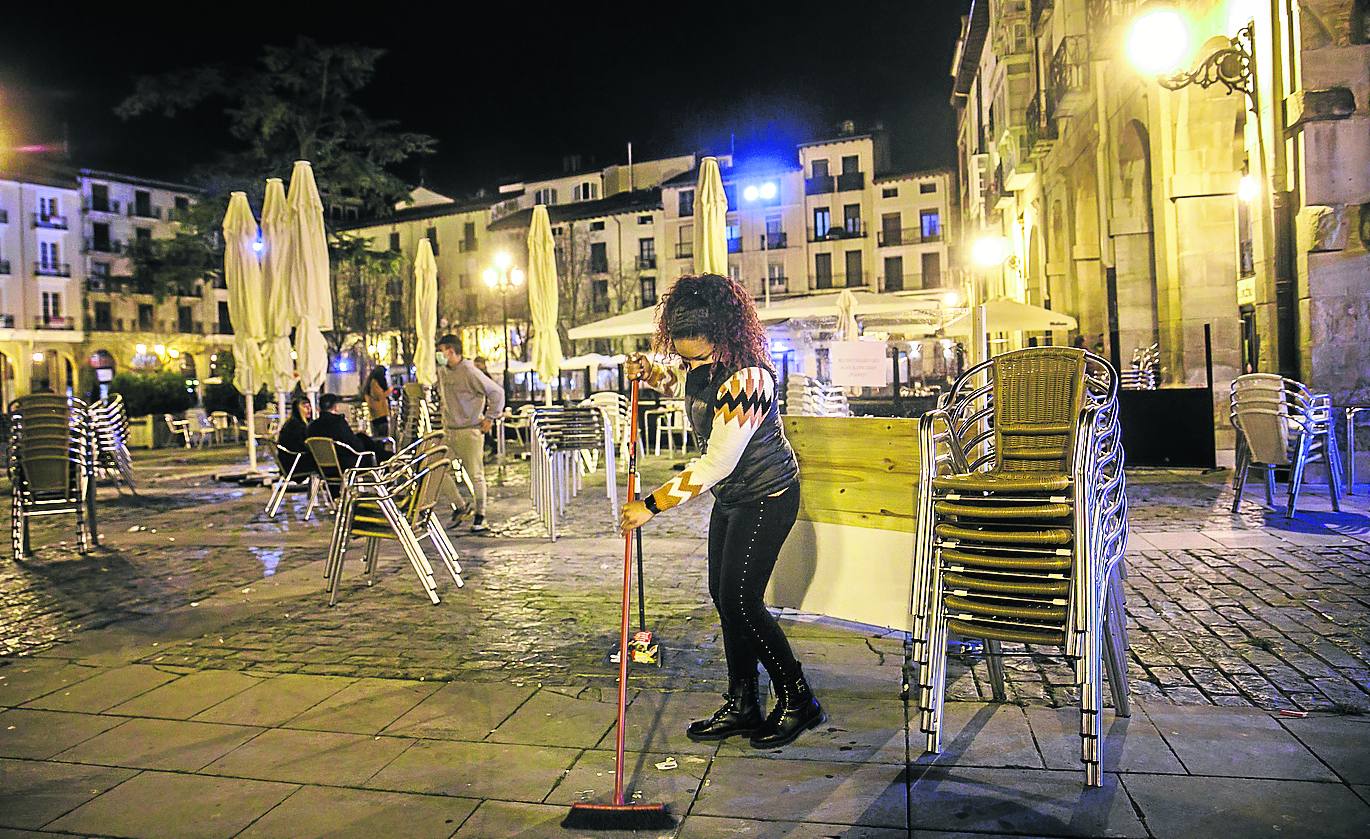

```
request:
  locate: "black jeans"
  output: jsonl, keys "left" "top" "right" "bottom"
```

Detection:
{"left": 707, "top": 484, "right": 803, "bottom": 687}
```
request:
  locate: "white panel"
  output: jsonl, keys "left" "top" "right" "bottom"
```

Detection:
{"left": 767, "top": 519, "right": 915, "bottom": 632}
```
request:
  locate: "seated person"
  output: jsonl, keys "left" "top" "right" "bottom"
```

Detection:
{"left": 306, "top": 393, "right": 391, "bottom": 469}
{"left": 277, "top": 397, "right": 316, "bottom": 474}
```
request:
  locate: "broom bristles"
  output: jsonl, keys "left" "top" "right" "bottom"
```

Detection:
{"left": 561, "top": 801, "right": 675, "bottom": 831}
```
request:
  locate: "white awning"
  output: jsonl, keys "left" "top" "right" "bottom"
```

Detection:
{"left": 942, "top": 298, "right": 1077, "bottom": 335}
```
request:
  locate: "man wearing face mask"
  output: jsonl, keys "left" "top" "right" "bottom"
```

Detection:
{"left": 436, "top": 334, "right": 505, "bottom": 532}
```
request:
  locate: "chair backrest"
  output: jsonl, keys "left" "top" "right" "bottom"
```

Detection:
{"left": 990, "top": 348, "right": 1088, "bottom": 474}
{"left": 11, "top": 397, "right": 84, "bottom": 497}
{"left": 305, "top": 436, "right": 344, "bottom": 486}
{"left": 407, "top": 447, "right": 452, "bottom": 523}
{"left": 1230, "top": 374, "right": 1293, "bottom": 465}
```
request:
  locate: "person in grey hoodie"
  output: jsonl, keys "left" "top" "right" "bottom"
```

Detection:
{"left": 436, "top": 334, "right": 506, "bottom": 531}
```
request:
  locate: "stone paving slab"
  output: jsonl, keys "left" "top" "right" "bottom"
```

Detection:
{"left": 0, "top": 708, "right": 125, "bottom": 760}
{"left": 716, "top": 695, "right": 908, "bottom": 765}
{"left": 235, "top": 785, "right": 480, "bottom": 839}
{"left": 366, "top": 738, "right": 581, "bottom": 801}
{"left": 106, "top": 669, "right": 262, "bottom": 719}
{"left": 192, "top": 673, "right": 354, "bottom": 727}
{"left": 381, "top": 680, "right": 538, "bottom": 741}
{"left": 488, "top": 686, "right": 624, "bottom": 749}
{"left": 911, "top": 702, "right": 1044, "bottom": 770}
{"left": 46, "top": 769, "right": 298, "bottom": 839}
{"left": 598, "top": 690, "right": 727, "bottom": 757}
{"left": 694, "top": 755, "right": 908, "bottom": 830}
{"left": 0, "top": 757, "right": 137, "bottom": 830}
{"left": 1279, "top": 714, "right": 1370, "bottom": 784}
{"left": 0, "top": 660, "right": 104, "bottom": 707}
{"left": 905, "top": 765, "right": 1146, "bottom": 837}
{"left": 19, "top": 663, "right": 175, "bottom": 713}
{"left": 546, "top": 748, "right": 707, "bottom": 814}
{"left": 1120, "top": 773, "right": 1370, "bottom": 839}
{"left": 1140, "top": 703, "right": 1338, "bottom": 781}
{"left": 1024, "top": 706, "right": 1187, "bottom": 775}
{"left": 283, "top": 676, "right": 440, "bottom": 734}
{"left": 201, "top": 727, "right": 415, "bottom": 786}
{"left": 54, "top": 717, "right": 264, "bottom": 772}
{"left": 675, "top": 817, "right": 910, "bottom": 838}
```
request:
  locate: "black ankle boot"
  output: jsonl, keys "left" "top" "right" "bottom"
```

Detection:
{"left": 749, "top": 671, "right": 825, "bottom": 749}
{"left": 686, "top": 676, "right": 763, "bottom": 741}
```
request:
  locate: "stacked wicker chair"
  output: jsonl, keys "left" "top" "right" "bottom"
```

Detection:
{"left": 8, "top": 394, "right": 99, "bottom": 557}
{"left": 911, "top": 347, "right": 1130, "bottom": 787}
{"left": 324, "top": 432, "right": 463, "bottom": 606}
{"left": 529, "top": 406, "right": 617, "bottom": 541}
{"left": 1230, "top": 373, "right": 1344, "bottom": 517}
{"left": 90, "top": 394, "right": 135, "bottom": 490}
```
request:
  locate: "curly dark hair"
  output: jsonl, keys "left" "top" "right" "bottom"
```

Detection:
{"left": 653, "top": 274, "right": 772, "bottom": 372}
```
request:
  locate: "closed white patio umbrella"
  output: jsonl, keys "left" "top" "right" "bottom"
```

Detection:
{"left": 285, "top": 161, "right": 333, "bottom": 405}
{"left": 260, "top": 177, "right": 295, "bottom": 414}
{"left": 413, "top": 237, "right": 438, "bottom": 388}
{"left": 941, "top": 298, "right": 1078, "bottom": 336}
{"left": 221, "top": 191, "right": 267, "bottom": 473}
{"left": 693, "top": 156, "right": 728, "bottom": 276}
{"left": 836, "top": 288, "right": 860, "bottom": 342}
{"left": 527, "top": 205, "right": 562, "bottom": 403}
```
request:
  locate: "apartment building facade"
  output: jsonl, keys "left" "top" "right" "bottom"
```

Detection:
{"left": 952, "top": 0, "right": 1370, "bottom": 455}
{"left": 78, "top": 170, "right": 232, "bottom": 389}
{"left": 0, "top": 161, "right": 87, "bottom": 401}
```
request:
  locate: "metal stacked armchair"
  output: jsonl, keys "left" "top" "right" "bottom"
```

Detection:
{"left": 395, "top": 382, "right": 437, "bottom": 447}
{"left": 90, "top": 394, "right": 135, "bottom": 490}
{"left": 1230, "top": 373, "right": 1344, "bottom": 517}
{"left": 911, "top": 347, "right": 1130, "bottom": 787}
{"left": 324, "top": 432, "right": 463, "bottom": 606}
{"left": 784, "top": 374, "right": 851, "bottom": 417}
{"left": 1120, "top": 342, "right": 1160, "bottom": 390}
{"left": 8, "top": 394, "right": 100, "bottom": 557}
{"left": 529, "top": 405, "right": 617, "bottom": 541}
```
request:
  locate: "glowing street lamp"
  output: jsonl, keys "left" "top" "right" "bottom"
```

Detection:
{"left": 1126, "top": 5, "right": 1191, "bottom": 76}
{"left": 484, "top": 254, "right": 525, "bottom": 400}
{"left": 741, "top": 180, "right": 782, "bottom": 307}
{"left": 1237, "top": 174, "right": 1261, "bottom": 203}
{"left": 971, "top": 235, "right": 1011, "bottom": 268}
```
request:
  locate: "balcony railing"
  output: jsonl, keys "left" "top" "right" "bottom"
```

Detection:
{"left": 34, "top": 262, "right": 72, "bottom": 277}
{"left": 85, "top": 238, "right": 125, "bottom": 255}
{"left": 86, "top": 199, "right": 122, "bottom": 215}
{"left": 804, "top": 175, "right": 835, "bottom": 195}
{"left": 836, "top": 172, "right": 866, "bottom": 192}
{"left": 129, "top": 205, "right": 162, "bottom": 220}
{"left": 726, "top": 237, "right": 742, "bottom": 253}
{"left": 807, "top": 222, "right": 867, "bottom": 242}
{"left": 1027, "top": 90, "right": 1060, "bottom": 150}
{"left": 32, "top": 213, "right": 69, "bottom": 230}
{"left": 34, "top": 316, "right": 76, "bottom": 330}
{"left": 0, "top": 314, "right": 14, "bottom": 328}
{"left": 637, "top": 255, "right": 657, "bottom": 270}
{"left": 0, "top": 259, "right": 9, "bottom": 274}
{"left": 813, "top": 274, "right": 865, "bottom": 290}
{"left": 1049, "top": 35, "right": 1091, "bottom": 117}
{"left": 759, "top": 232, "right": 788, "bottom": 249}
{"left": 458, "top": 238, "right": 478, "bottom": 252}
{"left": 674, "top": 242, "right": 693, "bottom": 259}
{"left": 878, "top": 227, "right": 932, "bottom": 247}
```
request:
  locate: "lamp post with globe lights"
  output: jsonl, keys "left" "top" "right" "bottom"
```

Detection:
{"left": 483, "top": 251, "right": 524, "bottom": 402}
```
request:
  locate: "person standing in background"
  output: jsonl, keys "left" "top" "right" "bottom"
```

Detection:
{"left": 364, "top": 366, "right": 391, "bottom": 439}
{"left": 436, "top": 335, "right": 505, "bottom": 532}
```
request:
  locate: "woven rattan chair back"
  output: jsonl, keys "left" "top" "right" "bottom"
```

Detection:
{"left": 991, "top": 347, "right": 1087, "bottom": 474}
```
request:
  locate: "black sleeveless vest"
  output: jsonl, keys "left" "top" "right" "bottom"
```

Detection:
{"left": 684, "top": 363, "right": 799, "bottom": 507}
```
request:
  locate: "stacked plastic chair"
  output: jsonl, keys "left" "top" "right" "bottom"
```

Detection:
{"left": 1230, "top": 373, "right": 1344, "bottom": 517}
{"left": 784, "top": 375, "right": 851, "bottom": 417}
{"left": 90, "top": 394, "right": 135, "bottom": 490}
{"left": 911, "top": 347, "right": 1129, "bottom": 787}
{"left": 325, "top": 432, "right": 463, "bottom": 606}
{"left": 7, "top": 394, "right": 99, "bottom": 557}
{"left": 529, "top": 406, "right": 617, "bottom": 541}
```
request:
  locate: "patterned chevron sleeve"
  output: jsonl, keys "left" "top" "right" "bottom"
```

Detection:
{"left": 640, "top": 358, "right": 684, "bottom": 398}
{"left": 648, "top": 367, "right": 774, "bottom": 512}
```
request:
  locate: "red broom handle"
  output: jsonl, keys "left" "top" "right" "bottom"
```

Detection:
{"left": 613, "top": 379, "right": 641, "bottom": 806}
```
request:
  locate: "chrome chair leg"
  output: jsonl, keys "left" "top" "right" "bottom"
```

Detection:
{"left": 1264, "top": 465, "right": 1276, "bottom": 507}
{"left": 1231, "top": 436, "right": 1251, "bottom": 513}
{"left": 985, "top": 639, "right": 1007, "bottom": 702}
{"left": 1287, "top": 434, "right": 1312, "bottom": 517}
{"left": 429, "top": 522, "right": 465, "bottom": 587}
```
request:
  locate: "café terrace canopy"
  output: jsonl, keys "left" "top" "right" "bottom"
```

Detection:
{"left": 565, "top": 290, "right": 950, "bottom": 341}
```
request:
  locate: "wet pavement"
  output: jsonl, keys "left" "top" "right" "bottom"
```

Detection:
{"left": 2, "top": 445, "right": 1368, "bottom": 837}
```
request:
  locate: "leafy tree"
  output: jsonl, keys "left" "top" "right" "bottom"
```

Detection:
{"left": 117, "top": 38, "right": 436, "bottom": 215}
{"left": 330, "top": 233, "right": 406, "bottom": 371}
{"left": 109, "top": 371, "right": 196, "bottom": 417}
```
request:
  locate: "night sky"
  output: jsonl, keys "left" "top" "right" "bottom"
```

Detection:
{"left": 1, "top": 2, "right": 968, "bottom": 196}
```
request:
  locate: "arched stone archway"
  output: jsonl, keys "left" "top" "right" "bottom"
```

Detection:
{"left": 1112, "top": 119, "right": 1160, "bottom": 368}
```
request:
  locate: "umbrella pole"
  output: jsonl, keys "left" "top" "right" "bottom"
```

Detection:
{"left": 245, "top": 369, "right": 258, "bottom": 474}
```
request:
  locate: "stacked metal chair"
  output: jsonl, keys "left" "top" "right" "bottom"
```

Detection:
{"left": 1120, "top": 343, "right": 1160, "bottom": 390}
{"left": 265, "top": 442, "right": 326, "bottom": 519}
{"left": 7, "top": 394, "right": 99, "bottom": 557}
{"left": 324, "top": 432, "right": 463, "bottom": 606}
{"left": 395, "top": 382, "right": 437, "bottom": 447}
{"left": 90, "top": 394, "right": 135, "bottom": 490}
{"left": 1230, "top": 373, "right": 1344, "bottom": 517}
{"left": 911, "top": 347, "right": 1129, "bottom": 787}
{"left": 529, "top": 405, "right": 617, "bottom": 541}
{"left": 784, "top": 374, "right": 851, "bottom": 417}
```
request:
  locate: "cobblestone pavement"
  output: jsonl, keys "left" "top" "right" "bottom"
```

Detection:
{"left": 2, "top": 447, "right": 1368, "bottom": 837}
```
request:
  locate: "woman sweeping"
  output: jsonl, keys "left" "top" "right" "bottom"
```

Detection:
{"left": 620, "top": 273, "right": 824, "bottom": 748}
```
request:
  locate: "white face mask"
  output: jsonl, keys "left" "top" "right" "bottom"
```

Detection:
{"left": 435, "top": 352, "right": 448, "bottom": 367}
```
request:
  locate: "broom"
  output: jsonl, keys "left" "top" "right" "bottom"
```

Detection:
{"left": 562, "top": 379, "right": 674, "bottom": 831}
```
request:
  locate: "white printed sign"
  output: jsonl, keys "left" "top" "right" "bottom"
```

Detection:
{"left": 828, "top": 341, "right": 888, "bottom": 387}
